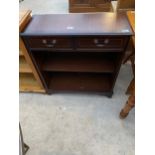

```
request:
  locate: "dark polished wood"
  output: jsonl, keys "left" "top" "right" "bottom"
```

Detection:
{"left": 21, "top": 13, "right": 132, "bottom": 96}
{"left": 21, "top": 13, "right": 133, "bottom": 36}
{"left": 26, "top": 36, "right": 72, "bottom": 49}
{"left": 48, "top": 72, "right": 111, "bottom": 92}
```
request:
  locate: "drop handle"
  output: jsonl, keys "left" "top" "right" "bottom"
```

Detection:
{"left": 42, "top": 39, "right": 47, "bottom": 44}
{"left": 96, "top": 44, "right": 105, "bottom": 47}
{"left": 45, "top": 44, "right": 54, "bottom": 48}
{"left": 42, "top": 39, "right": 57, "bottom": 44}
{"left": 51, "top": 39, "right": 57, "bottom": 44}
{"left": 42, "top": 39, "right": 57, "bottom": 48}
{"left": 94, "top": 39, "right": 109, "bottom": 47}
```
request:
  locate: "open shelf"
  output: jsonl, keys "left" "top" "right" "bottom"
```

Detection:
{"left": 33, "top": 52, "right": 118, "bottom": 73}
{"left": 19, "top": 57, "right": 32, "bottom": 73}
{"left": 43, "top": 55, "right": 115, "bottom": 73}
{"left": 19, "top": 73, "right": 45, "bottom": 93}
{"left": 47, "top": 72, "right": 112, "bottom": 92}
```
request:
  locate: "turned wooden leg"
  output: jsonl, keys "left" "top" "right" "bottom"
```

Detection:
{"left": 126, "top": 78, "right": 135, "bottom": 94}
{"left": 120, "top": 95, "right": 135, "bottom": 119}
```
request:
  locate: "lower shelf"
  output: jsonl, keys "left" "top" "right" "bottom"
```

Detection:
{"left": 19, "top": 73, "right": 45, "bottom": 93}
{"left": 47, "top": 72, "right": 112, "bottom": 93}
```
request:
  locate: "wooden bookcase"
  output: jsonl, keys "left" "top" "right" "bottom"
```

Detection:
{"left": 21, "top": 13, "right": 132, "bottom": 97}
{"left": 19, "top": 10, "right": 45, "bottom": 93}
{"left": 116, "top": 0, "right": 135, "bottom": 12}
{"left": 69, "top": 0, "right": 113, "bottom": 12}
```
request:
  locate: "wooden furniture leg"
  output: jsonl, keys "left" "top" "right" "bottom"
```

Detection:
{"left": 119, "top": 11, "right": 135, "bottom": 119}
{"left": 126, "top": 78, "right": 134, "bottom": 94}
{"left": 120, "top": 95, "right": 135, "bottom": 119}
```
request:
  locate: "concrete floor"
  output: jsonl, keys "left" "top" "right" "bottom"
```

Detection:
{"left": 20, "top": 65, "right": 134, "bottom": 155}
{"left": 20, "top": 1, "right": 135, "bottom": 155}
{"left": 19, "top": 0, "right": 117, "bottom": 14}
{"left": 19, "top": 0, "right": 69, "bottom": 14}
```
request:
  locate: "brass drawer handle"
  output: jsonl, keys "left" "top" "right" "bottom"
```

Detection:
{"left": 42, "top": 39, "right": 47, "bottom": 44}
{"left": 94, "top": 39, "right": 109, "bottom": 44}
{"left": 104, "top": 39, "right": 109, "bottom": 44}
{"left": 51, "top": 39, "right": 57, "bottom": 44}
{"left": 94, "top": 39, "right": 105, "bottom": 47}
{"left": 42, "top": 39, "right": 57, "bottom": 44}
{"left": 94, "top": 39, "right": 99, "bottom": 44}
{"left": 96, "top": 44, "right": 105, "bottom": 47}
{"left": 45, "top": 44, "right": 54, "bottom": 48}
{"left": 42, "top": 39, "right": 57, "bottom": 48}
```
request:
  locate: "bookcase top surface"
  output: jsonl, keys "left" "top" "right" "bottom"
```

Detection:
{"left": 21, "top": 12, "right": 133, "bottom": 36}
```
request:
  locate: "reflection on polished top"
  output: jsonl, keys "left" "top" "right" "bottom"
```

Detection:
{"left": 22, "top": 12, "right": 133, "bottom": 36}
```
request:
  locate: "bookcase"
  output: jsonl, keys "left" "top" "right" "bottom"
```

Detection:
{"left": 69, "top": 0, "right": 113, "bottom": 12}
{"left": 19, "top": 10, "right": 45, "bottom": 93}
{"left": 21, "top": 13, "right": 132, "bottom": 97}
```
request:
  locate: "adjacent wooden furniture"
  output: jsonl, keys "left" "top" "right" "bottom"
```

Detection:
{"left": 126, "top": 11, "right": 135, "bottom": 45}
{"left": 69, "top": 0, "right": 113, "bottom": 12}
{"left": 116, "top": 0, "right": 135, "bottom": 12}
{"left": 120, "top": 11, "right": 135, "bottom": 118}
{"left": 111, "top": 0, "right": 134, "bottom": 64}
{"left": 19, "top": 10, "right": 45, "bottom": 93}
{"left": 21, "top": 13, "right": 132, "bottom": 96}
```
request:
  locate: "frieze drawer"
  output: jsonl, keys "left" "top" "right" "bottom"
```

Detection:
{"left": 26, "top": 37, "right": 72, "bottom": 49}
{"left": 76, "top": 37, "right": 127, "bottom": 50}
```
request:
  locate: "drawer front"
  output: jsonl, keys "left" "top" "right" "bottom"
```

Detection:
{"left": 26, "top": 37, "right": 72, "bottom": 49}
{"left": 76, "top": 37, "right": 126, "bottom": 50}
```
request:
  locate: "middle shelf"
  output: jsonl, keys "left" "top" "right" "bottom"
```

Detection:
{"left": 33, "top": 52, "right": 120, "bottom": 73}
